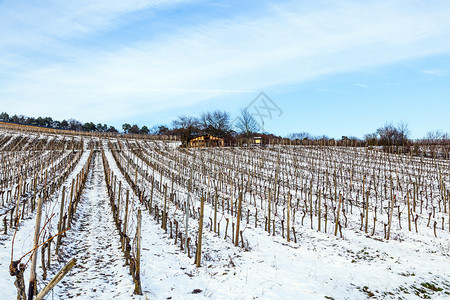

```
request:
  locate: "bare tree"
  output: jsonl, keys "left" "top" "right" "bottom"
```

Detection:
{"left": 172, "top": 115, "right": 200, "bottom": 146}
{"left": 199, "top": 110, "right": 231, "bottom": 137}
{"left": 377, "top": 123, "right": 400, "bottom": 146}
{"left": 235, "top": 109, "right": 260, "bottom": 138}
{"left": 363, "top": 133, "right": 378, "bottom": 146}
{"left": 397, "top": 121, "right": 410, "bottom": 145}
{"left": 424, "top": 130, "right": 444, "bottom": 142}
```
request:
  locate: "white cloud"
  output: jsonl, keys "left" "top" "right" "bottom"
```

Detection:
{"left": 1, "top": 0, "right": 450, "bottom": 122}
{"left": 0, "top": 0, "right": 189, "bottom": 50}
{"left": 422, "top": 69, "right": 448, "bottom": 76}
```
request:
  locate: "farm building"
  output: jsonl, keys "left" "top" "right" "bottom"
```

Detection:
{"left": 188, "top": 135, "right": 224, "bottom": 148}
{"left": 254, "top": 136, "right": 262, "bottom": 145}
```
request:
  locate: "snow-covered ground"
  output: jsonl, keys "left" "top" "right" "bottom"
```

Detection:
{"left": 52, "top": 152, "right": 135, "bottom": 299}
{"left": 1, "top": 130, "right": 449, "bottom": 299}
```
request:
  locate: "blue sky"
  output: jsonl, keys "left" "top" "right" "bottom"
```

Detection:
{"left": 0, "top": 0, "right": 449, "bottom": 138}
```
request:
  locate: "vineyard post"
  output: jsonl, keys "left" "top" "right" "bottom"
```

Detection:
{"left": 149, "top": 177, "right": 154, "bottom": 214}
{"left": 28, "top": 196, "right": 44, "bottom": 298}
{"left": 117, "top": 181, "right": 122, "bottom": 218}
{"left": 387, "top": 195, "right": 396, "bottom": 240}
{"left": 407, "top": 190, "right": 411, "bottom": 231}
{"left": 318, "top": 189, "right": 321, "bottom": 232}
{"left": 214, "top": 185, "right": 218, "bottom": 233}
{"left": 67, "top": 179, "right": 74, "bottom": 223}
{"left": 34, "top": 258, "right": 77, "bottom": 300}
{"left": 14, "top": 176, "right": 22, "bottom": 226}
{"left": 309, "top": 181, "right": 313, "bottom": 229}
{"left": 268, "top": 188, "right": 271, "bottom": 234}
{"left": 32, "top": 174, "right": 37, "bottom": 211}
{"left": 235, "top": 191, "right": 242, "bottom": 247}
{"left": 196, "top": 196, "right": 205, "bottom": 267}
{"left": 365, "top": 191, "right": 369, "bottom": 233}
{"left": 163, "top": 185, "right": 167, "bottom": 231}
{"left": 447, "top": 190, "right": 449, "bottom": 232}
{"left": 122, "top": 190, "right": 130, "bottom": 252}
{"left": 287, "top": 192, "right": 291, "bottom": 242}
{"left": 56, "top": 186, "right": 66, "bottom": 254}
{"left": 185, "top": 172, "right": 192, "bottom": 254}
{"left": 134, "top": 209, "right": 142, "bottom": 295}
{"left": 334, "top": 194, "right": 342, "bottom": 237}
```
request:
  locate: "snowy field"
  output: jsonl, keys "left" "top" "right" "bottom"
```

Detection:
{"left": 0, "top": 128, "right": 449, "bottom": 299}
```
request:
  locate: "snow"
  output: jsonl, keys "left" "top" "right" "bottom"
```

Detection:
{"left": 52, "top": 152, "right": 135, "bottom": 299}
{"left": 1, "top": 130, "right": 449, "bottom": 300}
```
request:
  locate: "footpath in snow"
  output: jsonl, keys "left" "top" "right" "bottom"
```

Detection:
{"left": 53, "top": 152, "right": 135, "bottom": 299}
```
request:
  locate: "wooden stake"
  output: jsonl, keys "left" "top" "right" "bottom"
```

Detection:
{"left": 387, "top": 195, "right": 396, "bottom": 240}
{"left": 287, "top": 193, "right": 291, "bottom": 242}
{"left": 28, "top": 196, "right": 43, "bottom": 298}
{"left": 235, "top": 192, "right": 243, "bottom": 247}
{"left": 196, "top": 196, "right": 205, "bottom": 267}
{"left": 123, "top": 190, "right": 130, "bottom": 251}
{"left": 56, "top": 186, "right": 66, "bottom": 254}
{"left": 407, "top": 190, "right": 411, "bottom": 231}
{"left": 34, "top": 258, "right": 77, "bottom": 300}
{"left": 14, "top": 176, "right": 22, "bottom": 226}
{"left": 134, "top": 210, "right": 142, "bottom": 295}
{"left": 334, "top": 194, "right": 342, "bottom": 237}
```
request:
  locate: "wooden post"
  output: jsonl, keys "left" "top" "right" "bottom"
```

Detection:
{"left": 287, "top": 193, "right": 291, "bottom": 242}
{"left": 448, "top": 190, "right": 450, "bottom": 233}
{"left": 117, "top": 181, "right": 122, "bottom": 218}
{"left": 334, "top": 194, "right": 342, "bottom": 237}
{"left": 163, "top": 185, "right": 167, "bottom": 231}
{"left": 56, "top": 186, "right": 66, "bottom": 254}
{"left": 14, "top": 176, "right": 22, "bottom": 226}
{"left": 318, "top": 189, "right": 321, "bottom": 232}
{"left": 67, "top": 179, "right": 74, "bottom": 223}
{"left": 32, "top": 175, "right": 37, "bottom": 211}
{"left": 134, "top": 210, "right": 142, "bottom": 295}
{"left": 185, "top": 173, "right": 192, "bottom": 254}
{"left": 34, "top": 258, "right": 77, "bottom": 300}
{"left": 149, "top": 178, "right": 154, "bottom": 213}
{"left": 28, "top": 196, "right": 43, "bottom": 299}
{"left": 387, "top": 195, "right": 396, "bottom": 240}
{"left": 196, "top": 196, "right": 205, "bottom": 267}
{"left": 365, "top": 191, "right": 369, "bottom": 233}
{"left": 407, "top": 190, "right": 411, "bottom": 231}
{"left": 235, "top": 192, "right": 243, "bottom": 247}
{"left": 214, "top": 185, "right": 218, "bottom": 233}
{"left": 268, "top": 188, "right": 271, "bottom": 234}
{"left": 123, "top": 190, "right": 130, "bottom": 251}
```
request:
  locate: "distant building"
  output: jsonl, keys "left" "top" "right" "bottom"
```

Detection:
{"left": 254, "top": 136, "right": 262, "bottom": 145}
{"left": 188, "top": 135, "right": 224, "bottom": 148}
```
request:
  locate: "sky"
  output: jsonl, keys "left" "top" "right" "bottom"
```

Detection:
{"left": 0, "top": 0, "right": 449, "bottom": 139}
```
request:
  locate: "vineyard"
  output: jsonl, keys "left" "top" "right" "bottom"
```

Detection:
{"left": 0, "top": 123, "right": 449, "bottom": 299}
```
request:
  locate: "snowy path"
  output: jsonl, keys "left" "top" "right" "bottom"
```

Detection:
{"left": 103, "top": 144, "right": 212, "bottom": 299}
{"left": 54, "top": 152, "right": 135, "bottom": 299}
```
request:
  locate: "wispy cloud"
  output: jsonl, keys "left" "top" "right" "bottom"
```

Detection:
{"left": 352, "top": 84, "right": 368, "bottom": 88}
{"left": 1, "top": 0, "right": 450, "bottom": 123}
{"left": 422, "top": 69, "right": 448, "bottom": 76}
{"left": 0, "top": 0, "right": 188, "bottom": 48}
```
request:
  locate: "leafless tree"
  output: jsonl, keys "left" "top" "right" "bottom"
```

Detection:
{"left": 199, "top": 110, "right": 231, "bottom": 137}
{"left": 172, "top": 115, "right": 200, "bottom": 146}
{"left": 287, "top": 132, "right": 311, "bottom": 140}
{"left": 235, "top": 109, "right": 260, "bottom": 138}
{"left": 397, "top": 121, "right": 410, "bottom": 145}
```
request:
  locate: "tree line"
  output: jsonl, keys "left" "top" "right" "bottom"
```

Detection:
{"left": 0, "top": 112, "right": 119, "bottom": 133}
{"left": 1, "top": 111, "right": 448, "bottom": 148}
{"left": 0, "top": 110, "right": 264, "bottom": 145}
